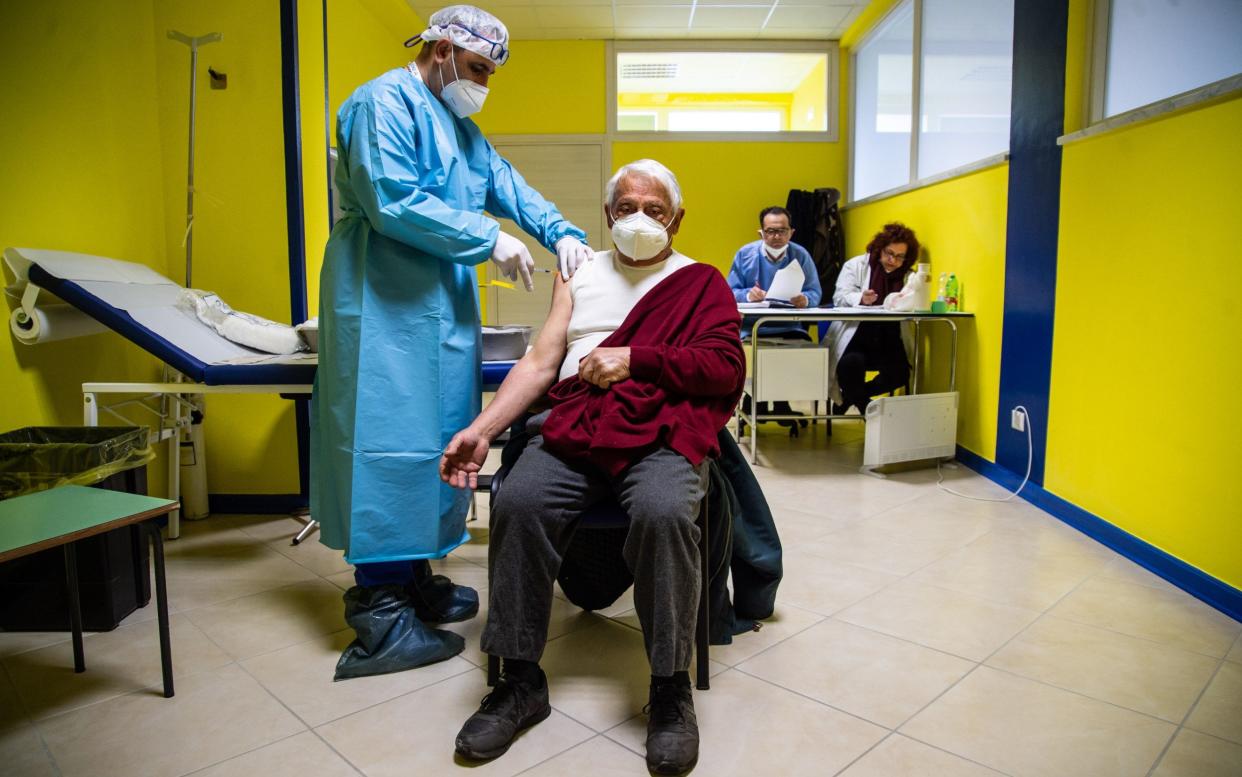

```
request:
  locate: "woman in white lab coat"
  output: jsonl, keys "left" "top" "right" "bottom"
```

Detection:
{"left": 825, "top": 223, "right": 920, "bottom": 414}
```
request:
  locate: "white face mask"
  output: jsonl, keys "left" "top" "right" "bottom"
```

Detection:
{"left": 762, "top": 243, "right": 788, "bottom": 261}
{"left": 438, "top": 55, "right": 488, "bottom": 118}
{"left": 611, "top": 212, "right": 671, "bottom": 261}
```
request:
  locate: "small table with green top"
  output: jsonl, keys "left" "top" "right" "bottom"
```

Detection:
{"left": 0, "top": 485, "right": 178, "bottom": 697}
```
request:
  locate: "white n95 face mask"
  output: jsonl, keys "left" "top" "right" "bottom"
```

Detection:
{"left": 438, "top": 57, "right": 488, "bottom": 118}
{"left": 763, "top": 243, "right": 788, "bottom": 260}
{"left": 611, "top": 213, "right": 670, "bottom": 261}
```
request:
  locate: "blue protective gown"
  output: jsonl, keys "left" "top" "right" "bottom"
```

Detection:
{"left": 312, "top": 66, "right": 586, "bottom": 564}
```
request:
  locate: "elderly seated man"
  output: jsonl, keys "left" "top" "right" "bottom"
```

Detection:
{"left": 440, "top": 159, "right": 744, "bottom": 775}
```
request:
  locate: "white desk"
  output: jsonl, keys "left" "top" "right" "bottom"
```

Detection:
{"left": 738, "top": 307, "right": 974, "bottom": 464}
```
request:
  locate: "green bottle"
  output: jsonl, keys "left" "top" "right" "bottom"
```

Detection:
{"left": 945, "top": 273, "right": 960, "bottom": 312}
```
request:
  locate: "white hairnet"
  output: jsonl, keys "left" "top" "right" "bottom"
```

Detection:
{"left": 408, "top": 5, "right": 510, "bottom": 66}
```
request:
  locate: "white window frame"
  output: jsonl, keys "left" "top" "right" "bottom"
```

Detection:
{"left": 607, "top": 40, "right": 839, "bottom": 143}
{"left": 1061, "top": 0, "right": 1242, "bottom": 145}
{"left": 848, "top": 0, "right": 1013, "bottom": 204}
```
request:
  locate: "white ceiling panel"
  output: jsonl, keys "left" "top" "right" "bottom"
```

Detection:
{"left": 615, "top": 27, "right": 700, "bottom": 39}
{"left": 533, "top": 5, "right": 614, "bottom": 27}
{"left": 614, "top": 5, "right": 693, "bottom": 28}
{"left": 525, "top": 26, "right": 616, "bottom": 39}
{"left": 766, "top": 4, "right": 854, "bottom": 29}
{"left": 760, "top": 27, "right": 840, "bottom": 39}
{"left": 406, "top": 0, "right": 870, "bottom": 41}
{"left": 691, "top": 5, "right": 774, "bottom": 29}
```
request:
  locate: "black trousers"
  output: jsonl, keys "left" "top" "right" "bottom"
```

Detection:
{"left": 837, "top": 321, "right": 909, "bottom": 410}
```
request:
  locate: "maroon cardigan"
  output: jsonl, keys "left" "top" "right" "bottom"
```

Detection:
{"left": 540, "top": 262, "right": 746, "bottom": 476}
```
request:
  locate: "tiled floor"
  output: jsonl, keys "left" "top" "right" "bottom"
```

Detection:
{"left": 2, "top": 422, "right": 1239, "bottom": 776}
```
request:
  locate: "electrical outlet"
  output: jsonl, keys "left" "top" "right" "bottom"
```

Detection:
{"left": 1010, "top": 408, "right": 1026, "bottom": 432}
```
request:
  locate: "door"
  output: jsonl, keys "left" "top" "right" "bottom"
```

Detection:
{"left": 486, "top": 142, "right": 604, "bottom": 336}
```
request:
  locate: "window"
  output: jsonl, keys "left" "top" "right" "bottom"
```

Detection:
{"left": 1098, "top": 0, "right": 1242, "bottom": 118}
{"left": 851, "top": 3, "right": 914, "bottom": 200}
{"left": 851, "top": 0, "right": 1014, "bottom": 200}
{"left": 917, "top": 0, "right": 1013, "bottom": 179}
{"left": 611, "top": 42, "right": 837, "bottom": 140}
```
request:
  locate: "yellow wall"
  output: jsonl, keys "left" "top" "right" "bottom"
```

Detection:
{"left": 1047, "top": 95, "right": 1242, "bottom": 588}
{"left": 476, "top": 40, "right": 607, "bottom": 136}
{"left": 791, "top": 56, "right": 829, "bottom": 131}
{"left": 152, "top": 0, "right": 301, "bottom": 495}
{"left": 842, "top": 166, "right": 1008, "bottom": 459}
{"left": 0, "top": 0, "right": 171, "bottom": 496}
{"left": 326, "top": 0, "right": 420, "bottom": 141}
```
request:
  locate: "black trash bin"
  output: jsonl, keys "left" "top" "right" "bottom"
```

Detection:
{"left": 0, "top": 426, "right": 157, "bottom": 631}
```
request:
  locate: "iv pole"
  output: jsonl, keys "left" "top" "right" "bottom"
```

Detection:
{"left": 167, "top": 31, "right": 222, "bottom": 289}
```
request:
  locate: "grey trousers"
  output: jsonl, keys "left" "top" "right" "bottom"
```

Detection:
{"left": 480, "top": 421, "right": 705, "bottom": 676}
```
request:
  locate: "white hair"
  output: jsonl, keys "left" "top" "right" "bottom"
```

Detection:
{"left": 605, "top": 159, "right": 683, "bottom": 213}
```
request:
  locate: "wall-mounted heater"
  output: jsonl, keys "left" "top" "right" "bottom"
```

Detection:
{"left": 862, "top": 392, "right": 958, "bottom": 477}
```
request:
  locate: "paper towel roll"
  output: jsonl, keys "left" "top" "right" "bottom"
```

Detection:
{"left": 9, "top": 303, "right": 106, "bottom": 345}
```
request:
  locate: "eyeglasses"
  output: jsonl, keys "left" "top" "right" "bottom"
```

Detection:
{"left": 760, "top": 228, "right": 791, "bottom": 237}
{"left": 882, "top": 246, "right": 907, "bottom": 261}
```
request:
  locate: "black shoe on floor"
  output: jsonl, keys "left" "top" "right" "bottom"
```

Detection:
{"left": 645, "top": 675, "right": 699, "bottom": 775}
{"left": 455, "top": 666, "right": 551, "bottom": 761}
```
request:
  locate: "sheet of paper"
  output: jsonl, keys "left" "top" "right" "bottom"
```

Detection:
{"left": 765, "top": 260, "right": 805, "bottom": 301}
{"left": 834, "top": 306, "right": 900, "bottom": 314}
{"left": 737, "top": 301, "right": 770, "bottom": 309}
{"left": 7, "top": 248, "right": 173, "bottom": 286}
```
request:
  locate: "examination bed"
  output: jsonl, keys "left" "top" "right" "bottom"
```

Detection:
{"left": 6, "top": 248, "right": 515, "bottom": 539}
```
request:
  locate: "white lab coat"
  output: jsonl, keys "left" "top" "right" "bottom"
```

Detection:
{"left": 825, "top": 254, "right": 915, "bottom": 404}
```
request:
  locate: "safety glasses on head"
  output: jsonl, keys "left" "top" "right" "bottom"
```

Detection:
{"left": 406, "top": 23, "right": 509, "bottom": 66}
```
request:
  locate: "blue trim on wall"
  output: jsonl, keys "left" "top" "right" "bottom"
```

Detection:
{"left": 995, "top": 0, "right": 1069, "bottom": 484}
{"left": 209, "top": 493, "right": 306, "bottom": 515}
{"left": 280, "top": 0, "right": 312, "bottom": 503}
{"left": 955, "top": 446, "right": 1242, "bottom": 623}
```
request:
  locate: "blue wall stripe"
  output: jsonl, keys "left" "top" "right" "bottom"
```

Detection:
{"left": 995, "top": 0, "right": 1069, "bottom": 484}
{"left": 955, "top": 446, "right": 1242, "bottom": 623}
{"left": 280, "top": 0, "right": 311, "bottom": 505}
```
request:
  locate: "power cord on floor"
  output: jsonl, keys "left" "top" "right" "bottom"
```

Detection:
{"left": 937, "top": 405, "right": 1032, "bottom": 502}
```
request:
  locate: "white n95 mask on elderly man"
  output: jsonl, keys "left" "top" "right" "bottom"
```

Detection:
{"left": 438, "top": 58, "right": 488, "bottom": 118}
{"left": 611, "top": 213, "right": 670, "bottom": 261}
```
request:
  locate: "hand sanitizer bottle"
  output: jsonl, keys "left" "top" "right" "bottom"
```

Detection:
{"left": 945, "top": 273, "right": 960, "bottom": 312}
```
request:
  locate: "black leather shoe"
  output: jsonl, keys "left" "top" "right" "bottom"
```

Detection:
{"left": 455, "top": 668, "right": 551, "bottom": 760}
{"left": 645, "top": 677, "right": 699, "bottom": 775}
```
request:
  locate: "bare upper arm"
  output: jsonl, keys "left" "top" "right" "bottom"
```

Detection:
{"left": 524, "top": 274, "right": 572, "bottom": 375}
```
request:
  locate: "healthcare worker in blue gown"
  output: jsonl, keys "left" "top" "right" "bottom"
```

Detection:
{"left": 312, "top": 4, "right": 594, "bottom": 669}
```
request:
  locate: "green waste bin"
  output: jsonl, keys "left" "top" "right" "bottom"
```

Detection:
{"left": 0, "top": 426, "right": 158, "bottom": 631}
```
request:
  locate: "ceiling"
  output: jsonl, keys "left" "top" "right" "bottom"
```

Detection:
{"left": 405, "top": 1, "right": 872, "bottom": 41}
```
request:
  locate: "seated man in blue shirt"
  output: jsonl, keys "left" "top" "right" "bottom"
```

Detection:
{"left": 726, "top": 206, "right": 824, "bottom": 429}
{"left": 727, "top": 206, "right": 823, "bottom": 340}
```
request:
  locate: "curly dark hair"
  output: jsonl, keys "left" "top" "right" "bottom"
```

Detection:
{"left": 866, "top": 222, "right": 920, "bottom": 267}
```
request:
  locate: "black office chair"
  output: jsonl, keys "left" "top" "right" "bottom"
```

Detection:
{"left": 484, "top": 456, "right": 715, "bottom": 691}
